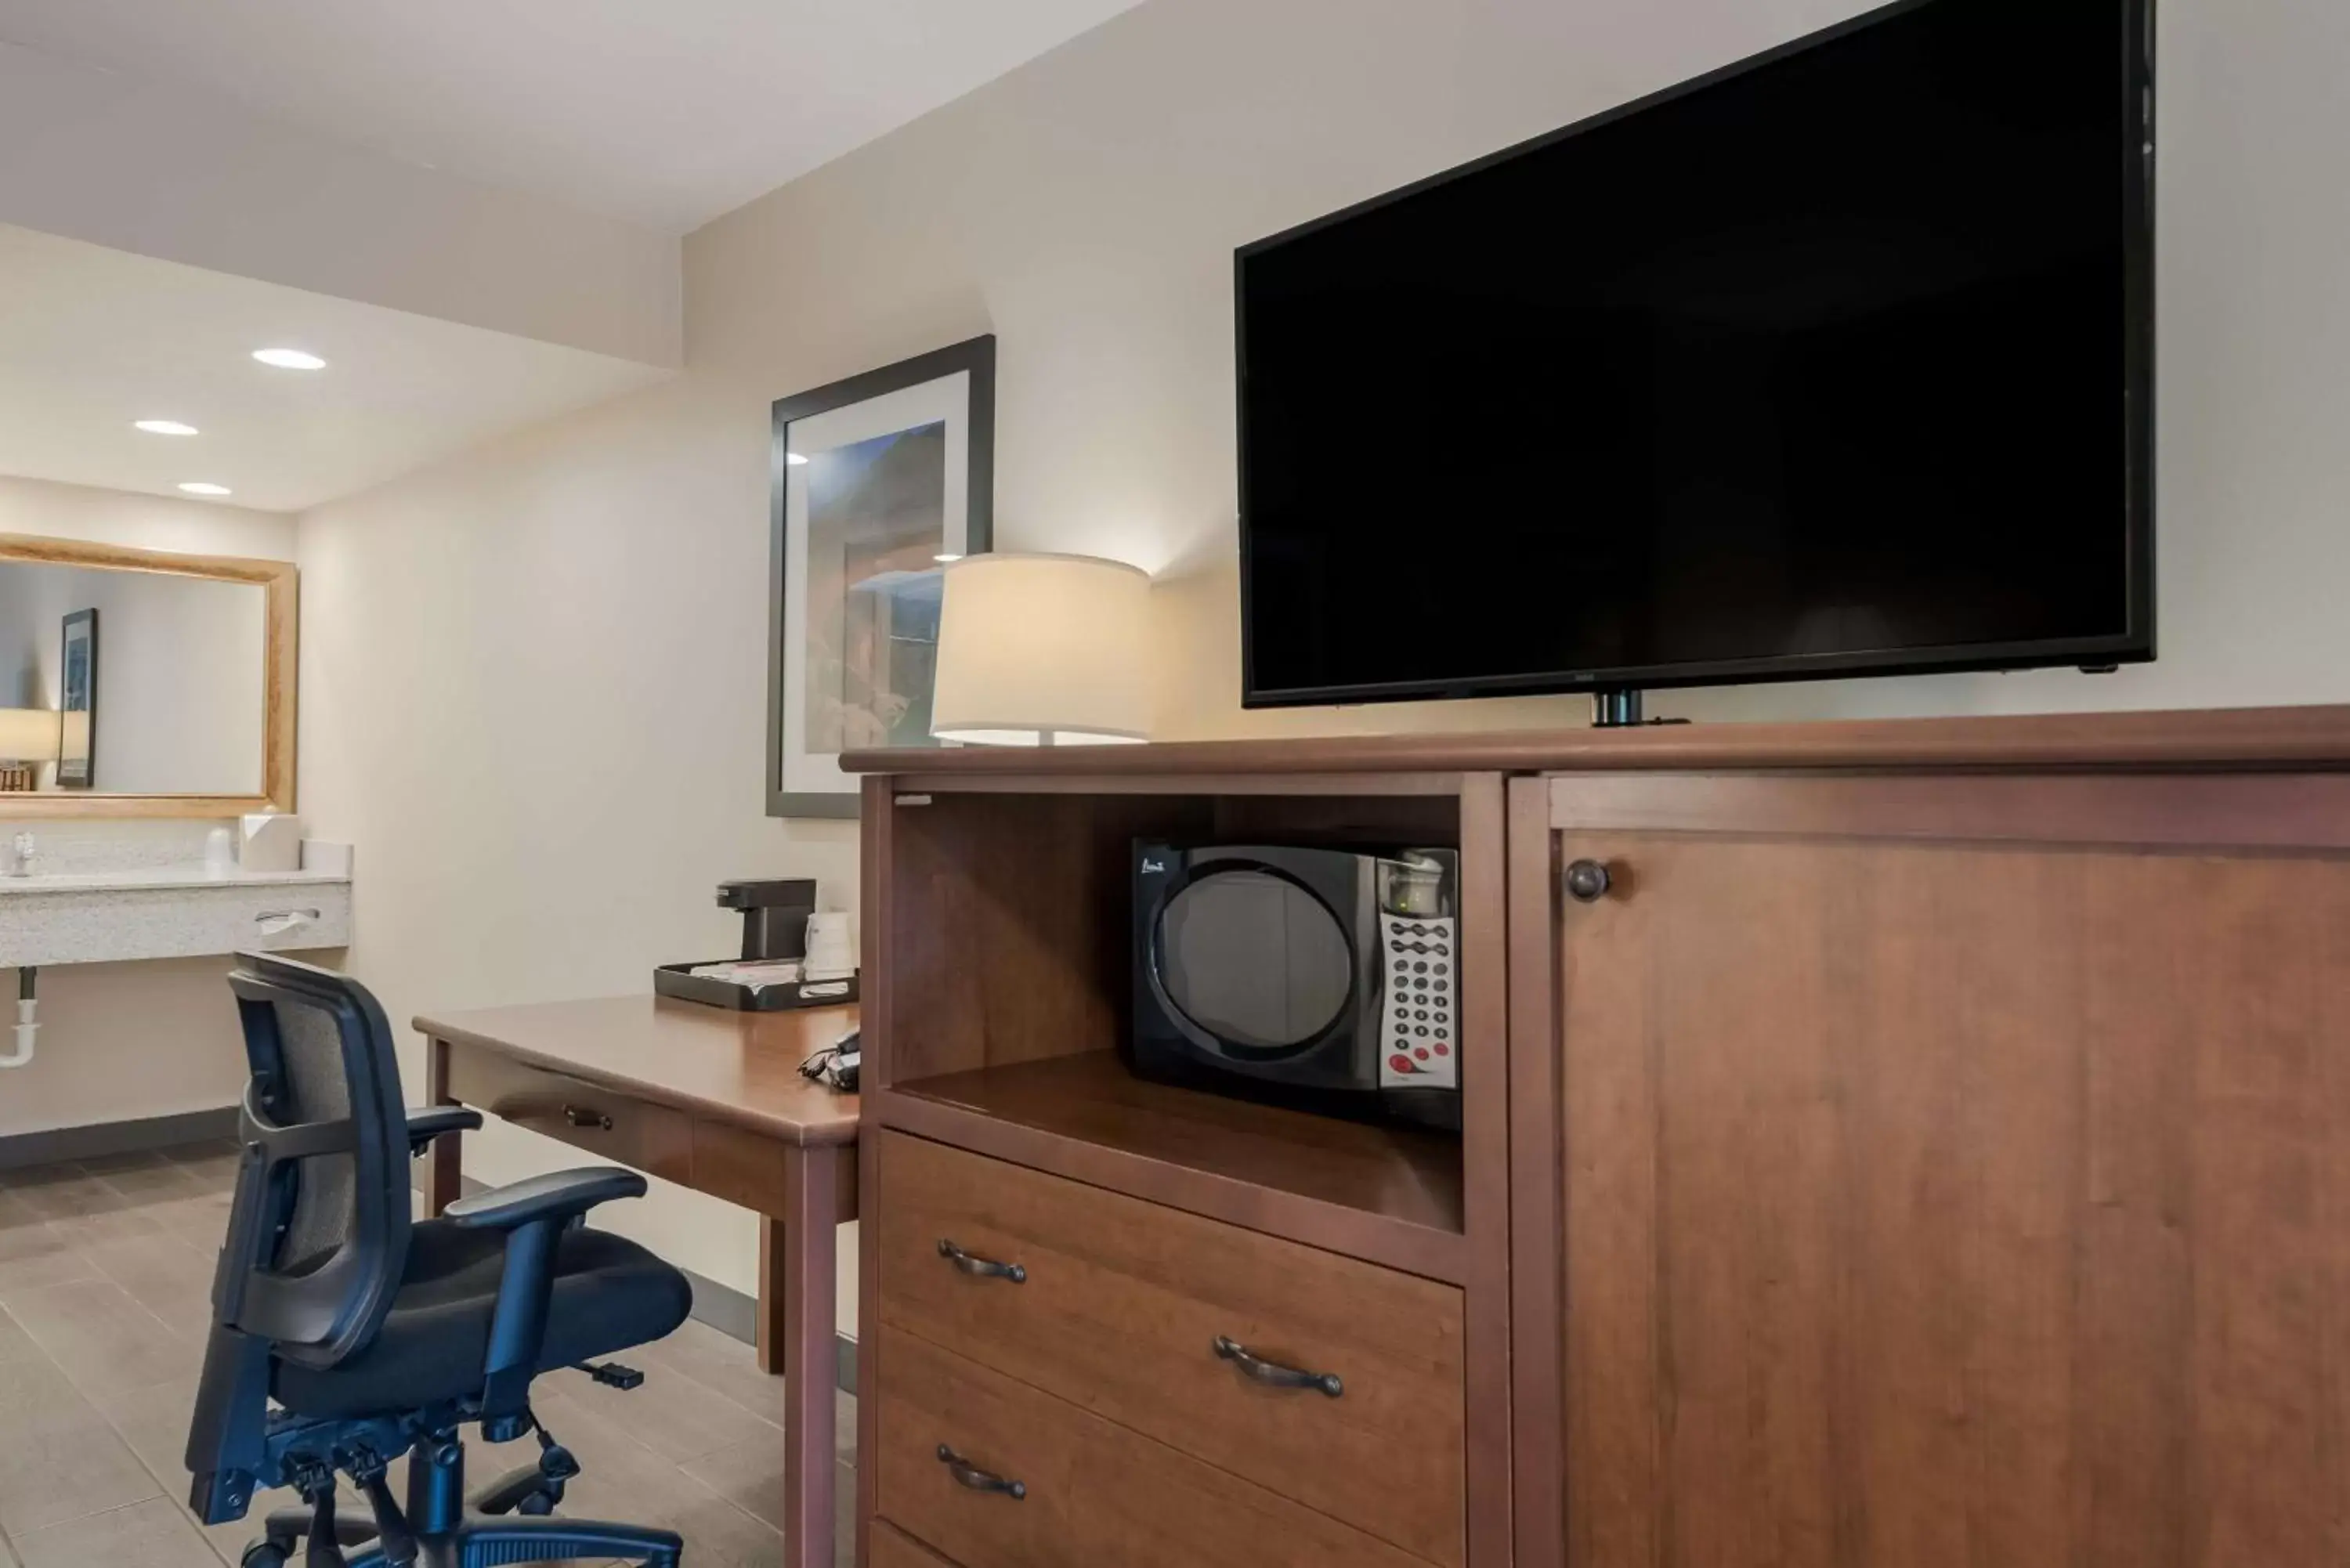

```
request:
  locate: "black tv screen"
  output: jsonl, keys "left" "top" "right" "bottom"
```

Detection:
{"left": 1238, "top": 0, "right": 2153, "bottom": 707}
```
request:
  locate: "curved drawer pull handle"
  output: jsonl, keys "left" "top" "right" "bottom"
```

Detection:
{"left": 937, "top": 1238, "right": 1026, "bottom": 1283}
{"left": 1213, "top": 1335, "right": 1343, "bottom": 1398}
{"left": 936, "top": 1444, "right": 1026, "bottom": 1500}
{"left": 255, "top": 909, "right": 320, "bottom": 936}
{"left": 561, "top": 1104, "right": 613, "bottom": 1131}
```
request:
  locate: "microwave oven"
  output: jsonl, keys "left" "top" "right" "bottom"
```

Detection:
{"left": 1127, "top": 841, "right": 1461, "bottom": 1132}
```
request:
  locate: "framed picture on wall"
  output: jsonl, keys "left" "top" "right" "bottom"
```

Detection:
{"left": 56, "top": 607, "right": 97, "bottom": 789}
{"left": 767, "top": 335, "right": 995, "bottom": 818}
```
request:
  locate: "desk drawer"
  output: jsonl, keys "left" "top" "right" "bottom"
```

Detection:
{"left": 876, "top": 1326, "right": 1426, "bottom": 1568}
{"left": 442, "top": 1047, "right": 693, "bottom": 1183}
{"left": 876, "top": 1133, "right": 1465, "bottom": 1566}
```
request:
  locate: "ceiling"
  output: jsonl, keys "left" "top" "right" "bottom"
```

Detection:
{"left": 0, "top": 0, "right": 1142, "bottom": 232}
{"left": 0, "top": 225, "right": 668, "bottom": 513}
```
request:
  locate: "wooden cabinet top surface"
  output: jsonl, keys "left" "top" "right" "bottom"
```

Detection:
{"left": 844, "top": 703, "right": 2350, "bottom": 781}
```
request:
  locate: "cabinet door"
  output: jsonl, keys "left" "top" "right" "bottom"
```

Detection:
{"left": 1509, "top": 774, "right": 2350, "bottom": 1568}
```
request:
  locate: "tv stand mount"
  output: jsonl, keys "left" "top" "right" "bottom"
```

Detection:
{"left": 1591, "top": 689, "right": 1692, "bottom": 729}
{"left": 1593, "top": 689, "right": 1645, "bottom": 728}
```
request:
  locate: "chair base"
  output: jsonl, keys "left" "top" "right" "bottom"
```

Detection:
{"left": 349, "top": 1516, "right": 682, "bottom": 1568}
{"left": 249, "top": 1512, "right": 681, "bottom": 1568}
{"left": 242, "top": 1424, "right": 679, "bottom": 1568}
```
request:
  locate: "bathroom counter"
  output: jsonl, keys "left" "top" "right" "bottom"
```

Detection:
{"left": 0, "top": 867, "right": 349, "bottom": 896}
{"left": 0, "top": 866, "right": 352, "bottom": 966}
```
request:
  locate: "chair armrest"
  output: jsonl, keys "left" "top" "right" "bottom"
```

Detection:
{"left": 405, "top": 1105, "right": 482, "bottom": 1154}
{"left": 443, "top": 1167, "right": 646, "bottom": 1230}
{"left": 450, "top": 1166, "right": 652, "bottom": 1428}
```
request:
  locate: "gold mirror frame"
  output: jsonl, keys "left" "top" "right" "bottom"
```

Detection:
{"left": 0, "top": 533, "right": 296, "bottom": 818}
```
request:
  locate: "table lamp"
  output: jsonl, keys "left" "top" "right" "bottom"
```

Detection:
{"left": 0, "top": 709, "right": 60, "bottom": 792}
{"left": 931, "top": 553, "right": 1152, "bottom": 746}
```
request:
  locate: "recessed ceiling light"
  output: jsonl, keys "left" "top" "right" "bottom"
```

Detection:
{"left": 252, "top": 348, "right": 327, "bottom": 370}
{"left": 178, "top": 482, "right": 233, "bottom": 497}
{"left": 133, "top": 419, "right": 200, "bottom": 437}
{"left": 785, "top": 452, "right": 810, "bottom": 466}
{"left": 934, "top": 554, "right": 964, "bottom": 564}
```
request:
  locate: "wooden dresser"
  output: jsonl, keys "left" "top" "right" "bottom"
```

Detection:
{"left": 847, "top": 706, "right": 2350, "bottom": 1568}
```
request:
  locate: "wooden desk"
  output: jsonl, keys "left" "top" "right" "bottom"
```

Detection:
{"left": 415, "top": 995, "right": 857, "bottom": 1568}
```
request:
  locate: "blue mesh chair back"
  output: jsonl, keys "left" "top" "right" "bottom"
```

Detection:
{"left": 215, "top": 952, "right": 412, "bottom": 1367}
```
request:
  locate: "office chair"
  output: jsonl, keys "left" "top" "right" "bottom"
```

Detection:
{"left": 185, "top": 953, "right": 696, "bottom": 1568}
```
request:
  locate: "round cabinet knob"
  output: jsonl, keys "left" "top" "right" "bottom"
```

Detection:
{"left": 1564, "top": 859, "right": 1613, "bottom": 904}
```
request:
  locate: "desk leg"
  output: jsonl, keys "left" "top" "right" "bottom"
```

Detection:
{"left": 777, "top": 1145, "right": 838, "bottom": 1568}
{"left": 757, "top": 1219, "right": 785, "bottom": 1376}
{"left": 424, "top": 1037, "right": 461, "bottom": 1217}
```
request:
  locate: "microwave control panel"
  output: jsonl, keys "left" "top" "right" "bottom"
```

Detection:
{"left": 1377, "top": 909, "right": 1456, "bottom": 1088}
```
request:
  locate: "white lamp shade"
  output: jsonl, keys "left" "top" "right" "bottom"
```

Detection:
{"left": 0, "top": 709, "right": 60, "bottom": 763}
{"left": 931, "top": 553, "right": 1153, "bottom": 746}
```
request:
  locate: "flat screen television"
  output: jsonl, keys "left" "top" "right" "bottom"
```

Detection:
{"left": 1237, "top": 0, "right": 2154, "bottom": 710}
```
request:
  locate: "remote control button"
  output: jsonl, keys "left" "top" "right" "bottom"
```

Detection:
{"left": 1414, "top": 1048, "right": 1429, "bottom": 1061}
{"left": 1389, "top": 1053, "right": 1413, "bottom": 1075}
{"left": 1434, "top": 1043, "right": 1450, "bottom": 1056}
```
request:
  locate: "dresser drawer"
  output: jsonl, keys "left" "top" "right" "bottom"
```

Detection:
{"left": 876, "top": 1133, "right": 1465, "bottom": 1566}
{"left": 870, "top": 1519, "right": 959, "bottom": 1568}
{"left": 440, "top": 1047, "right": 694, "bottom": 1184}
{"left": 877, "top": 1326, "right": 1429, "bottom": 1568}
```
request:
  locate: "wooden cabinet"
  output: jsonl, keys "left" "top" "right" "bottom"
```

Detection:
{"left": 876, "top": 1326, "right": 1432, "bottom": 1568}
{"left": 1509, "top": 769, "right": 2350, "bottom": 1568}
{"left": 850, "top": 768, "right": 1509, "bottom": 1567}
{"left": 848, "top": 707, "right": 2350, "bottom": 1568}
{"left": 877, "top": 1131, "right": 1467, "bottom": 1565}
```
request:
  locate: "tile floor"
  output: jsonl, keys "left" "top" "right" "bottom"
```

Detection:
{"left": 0, "top": 1141, "right": 855, "bottom": 1567}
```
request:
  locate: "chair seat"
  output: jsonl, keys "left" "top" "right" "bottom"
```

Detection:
{"left": 271, "top": 1219, "right": 692, "bottom": 1418}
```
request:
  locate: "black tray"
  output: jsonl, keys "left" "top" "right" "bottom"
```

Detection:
{"left": 654, "top": 961, "right": 859, "bottom": 1013}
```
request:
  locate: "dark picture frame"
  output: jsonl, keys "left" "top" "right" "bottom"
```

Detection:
{"left": 766, "top": 335, "right": 995, "bottom": 818}
{"left": 56, "top": 606, "right": 97, "bottom": 789}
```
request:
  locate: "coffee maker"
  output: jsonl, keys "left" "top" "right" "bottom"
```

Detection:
{"left": 653, "top": 878, "right": 858, "bottom": 1010}
{"left": 717, "top": 878, "right": 816, "bottom": 962}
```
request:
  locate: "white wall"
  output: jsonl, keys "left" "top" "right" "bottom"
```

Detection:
{"left": 0, "top": 473, "right": 296, "bottom": 560}
{"left": 0, "top": 42, "right": 681, "bottom": 366}
{"left": 297, "top": 0, "right": 2350, "bottom": 1310}
{"left": 693, "top": 0, "right": 2350, "bottom": 732}
{"left": 296, "top": 379, "right": 859, "bottom": 1303}
{"left": 0, "top": 477, "right": 299, "bottom": 1139}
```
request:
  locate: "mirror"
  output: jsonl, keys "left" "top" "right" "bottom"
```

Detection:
{"left": 0, "top": 534, "right": 295, "bottom": 814}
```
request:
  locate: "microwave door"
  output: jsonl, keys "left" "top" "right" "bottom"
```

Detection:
{"left": 1155, "top": 867, "right": 1351, "bottom": 1067}
{"left": 1351, "top": 867, "right": 1382, "bottom": 1086}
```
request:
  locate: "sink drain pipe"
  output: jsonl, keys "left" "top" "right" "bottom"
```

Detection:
{"left": 1, "top": 967, "right": 35, "bottom": 1068}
